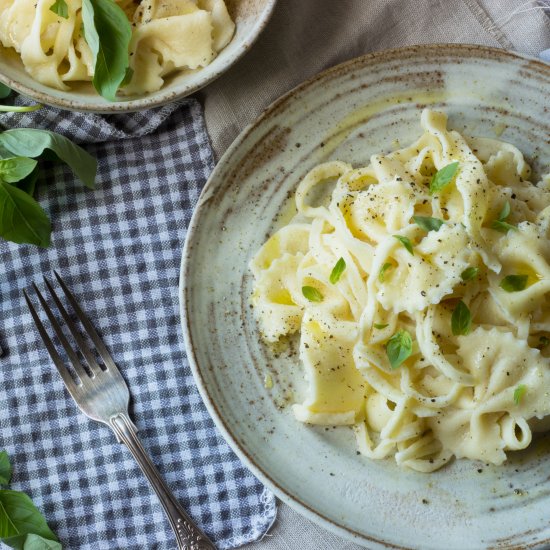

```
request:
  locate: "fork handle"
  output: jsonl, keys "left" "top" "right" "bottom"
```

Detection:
{"left": 109, "top": 413, "right": 217, "bottom": 550}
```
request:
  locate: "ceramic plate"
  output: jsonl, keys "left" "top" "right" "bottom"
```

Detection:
{"left": 0, "top": 0, "right": 276, "bottom": 112}
{"left": 181, "top": 45, "right": 550, "bottom": 549}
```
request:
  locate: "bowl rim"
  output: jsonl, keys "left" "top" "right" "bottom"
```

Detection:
{"left": 179, "top": 43, "right": 550, "bottom": 549}
{"left": 0, "top": 0, "right": 277, "bottom": 113}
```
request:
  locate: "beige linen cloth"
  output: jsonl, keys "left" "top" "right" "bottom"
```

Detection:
{"left": 199, "top": 1, "right": 550, "bottom": 548}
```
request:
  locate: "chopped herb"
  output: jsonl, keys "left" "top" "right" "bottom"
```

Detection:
{"left": 49, "top": 0, "right": 69, "bottom": 18}
{"left": 393, "top": 235, "right": 414, "bottom": 255}
{"left": 386, "top": 329, "right": 413, "bottom": 369}
{"left": 500, "top": 275, "right": 528, "bottom": 293}
{"left": 513, "top": 384, "right": 526, "bottom": 405}
{"left": 378, "top": 262, "right": 393, "bottom": 282}
{"left": 374, "top": 323, "right": 389, "bottom": 329}
{"left": 302, "top": 286, "right": 323, "bottom": 302}
{"left": 491, "top": 201, "right": 516, "bottom": 233}
{"left": 329, "top": 257, "right": 346, "bottom": 284}
{"left": 451, "top": 300, "right": 471, "bottom": 336}
{"left": 429, "top": 161, "right": 459, "bottom": 194}
{"left": 412, "top": 215, "right": 445, "bottom": 232}
{"left": 461, "top": 267, "right": 478, "bottom": 281}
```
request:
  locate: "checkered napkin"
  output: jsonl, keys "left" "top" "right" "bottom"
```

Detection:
{"left": 0, "top": 97, "right": 276, "bottom": 549}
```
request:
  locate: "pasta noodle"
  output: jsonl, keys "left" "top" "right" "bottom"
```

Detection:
{"left": 0, "top": 0, "right": 235, "bottom": 95}
{"left": 250, "top": 109, "right": 550, "bottom": 472}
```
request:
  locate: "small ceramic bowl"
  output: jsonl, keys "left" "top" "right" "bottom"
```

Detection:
{"left": 0, "top": 0, "right": 276, "bottom": 113}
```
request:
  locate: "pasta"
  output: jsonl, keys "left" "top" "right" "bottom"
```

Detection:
{"left": 0, "top": 0, "right": 235, "bottom": 95}
{"left": 250, "top": 109, "right": 550, "bottom": 472}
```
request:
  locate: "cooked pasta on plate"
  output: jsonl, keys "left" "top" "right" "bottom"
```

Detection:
{"left": 250, "top": 109, "right": 550, "bottom": 472}
{"left": 0, "top": 0, "right": 235, "bottom": 97}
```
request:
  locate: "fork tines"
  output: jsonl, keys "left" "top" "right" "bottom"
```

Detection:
{"left": 24, "top": 272, "right": 115, "bottom": 390}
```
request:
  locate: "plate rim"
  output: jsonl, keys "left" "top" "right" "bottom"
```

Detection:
{"left": 0, "top": 0, "right": 277, "bottom": 113}
{"left": 180, "top": 43, "right": 550, "bottom": 549}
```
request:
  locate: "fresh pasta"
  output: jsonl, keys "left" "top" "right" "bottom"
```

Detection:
{"left": 0, "top": 0, "right": 234, "bottom": 95}
{"left": 250, "top": 109, "right": 550, "bottom": 472}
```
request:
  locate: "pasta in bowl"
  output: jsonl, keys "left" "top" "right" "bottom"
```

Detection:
{"left": 0, "top": 0, "right": 276, "bottom": 110}
{"left": 250, "top": 109, "right": 550, "bottom": 473}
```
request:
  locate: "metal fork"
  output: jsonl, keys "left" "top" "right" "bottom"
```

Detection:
{"left": 24, "top": 272, "right": 216, "bottom": 550}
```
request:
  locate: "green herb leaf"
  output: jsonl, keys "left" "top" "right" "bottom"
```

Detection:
{"left": 461, "top": 267, "right": 478, "bottom": 281}
{"left": 386, "top": 330, "right": 413, "bottom": 369}
{"left": 0, "top": 451, "right": 11, "bottom": 485}
{"left": 0, "top": 105, "right": 42, "bottom": 113}
{"left": 13, "top": 167, "right": 39, "bottom": 197}
{"left": 0, "top": 158, "right": 38, "bottom": 184}
{"left": 0, "top": 129, "right": 96, "bottom": 188}
{"left": 23, "top": 534, "right": 62, "bottom": 550}
{"left": 498, "top": 201, "right": 511, "bottom": 221}
{"left": 513, "top": 384, "right": 527, "bottom": 406}
{"left": 429, "top": 161, "right": 459, "bottom": 195}
{"left": 500, "top": 274, "right": 528, "bottom": 293}
{"left": 329, "top": 257, "right": 346, "bottom": 284}
{"left": 491, "top": 220, "right": 516, "bottom": 233}
{"left": 0, "top": 181, "right": 51, "bottom": 247}
{"left": 378, "top": 262, "right": 393, "bottom": 282}
{"left": 393, "top": 235, "right": 414, "bottom": 255}
{"left": 0, "top": 83, "right": 11, "bottom": 99}
{"left": 539, "top": 336, "right": 550, "bottom": 348}
{"left": 49, "top": 0, "right": 68, "bottom": 18}
{"left": 412, "top": 215, "right": 444, "bottom": 232}
{"left": 302, "top": 286, "right": 323, "bottom": 302}
{"left": 373, "top": 323, "right": 389, "bottom": 329}
{"left": 0, "top": 490, "right": 58, "bottom": 548}
{"left": 120, "top": 67, "right": 134, "bottom": 88}
{"left": 81, "top": 0, "right": 132, "bottom": 102}
{"left": 451, "top": 300, "right": 471, "bottom": 336}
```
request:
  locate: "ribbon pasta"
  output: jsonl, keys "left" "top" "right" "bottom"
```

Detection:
{"left": 0, "top": 0, "right": 234, "bottom": 95}
{"left": 250, "top": 109, "right": 550, "bottom": 472}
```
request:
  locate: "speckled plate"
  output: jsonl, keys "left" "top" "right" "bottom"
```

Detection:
{"left": 0, "top": 0, "right": 276, "bottom": 112}
{"left": 181, "top": 45, "right": 550, "bottom": 549}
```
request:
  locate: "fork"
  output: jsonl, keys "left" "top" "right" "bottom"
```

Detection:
{"left": 24, "top": 272, "right": 217, "bottom": 550}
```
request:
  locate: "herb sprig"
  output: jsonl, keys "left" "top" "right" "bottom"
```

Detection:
{"left": 0, "top": 129, "right": 97, "bottom": 247}
{"left": 386, "top": 329, "right": 413, "bottom": 369}
{"left": 0, "top": 451, "right": 61, "bottom": 549}
{"left": 491, "top": 201, "right": 516, "bottom": 233}
{"left": 429, "top": 162, "right": 459, "bottom": 195}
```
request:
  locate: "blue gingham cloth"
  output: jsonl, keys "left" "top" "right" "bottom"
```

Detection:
{"left": 0, "top": 97, "right": 276, "bottom": 549}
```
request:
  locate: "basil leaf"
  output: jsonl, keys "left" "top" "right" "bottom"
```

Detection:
{"left": 82, "top": 0, "right": 132, "bottom": 102}
{"left": 412, "top": 215, "right": 444, "bottom": 232}
{"left": 451, "top": 300, "right": 471, "bottom": 336}
{"left": 13, "top": 167, "right": 39, "bottom": 197}
{"left": 498, "top": 201, "right": 511, "bottom": 221}
{"left": 23, "top": 534, "right": 62, "bottom": 550}
{"left": 0, "top": 451, "right": 11, "bottom": 485}
{"left": 302, "top": 286, "right": 323, "bottom": 302}
{"left": 500, "top": 274, "right": 528, "bottom": 293}
{"left": 491, "top": 220, "right": 516, "bottom": 233}
{"left": 49, "top": 0, "right": 68, "bottom": 18}
{"left": 0, "top": 490, "right": 58, "bottom": 549}
{"left": 386, "top": 330, "right": 412, "bottom": 369}
{"left": 429, "top": 161, "right": 459, "bottom": 194}
{"left": 0, "top": 181, "right": 51, "bottom": 247}
{"left": 393, "top": 235, "right": 414, "bottom": 255}
{"left": 0, "top": 158, "right": 38, "bottom": 184}
{"left": 329, "top": 257, "right": 346, "bottom": 284}
{"left": 0, "top": 105, "right": 42, "bottom": 113}
{"left": 513, "top": 384, "right": 526, "bottom": 406}
{"left": 0, "top": 83, "right": 11, "bottom": 99}
{"left": 461, "top": 267, "right": 478, "bottom": 281}
{"left": 0, "top": 129, "right": 96, "bottom": 189}
{"left": 378, "top": 262, "right": 393, "bottom": 282}
{"left": 373, "top": 323, "right": 389, "bottom": 329}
